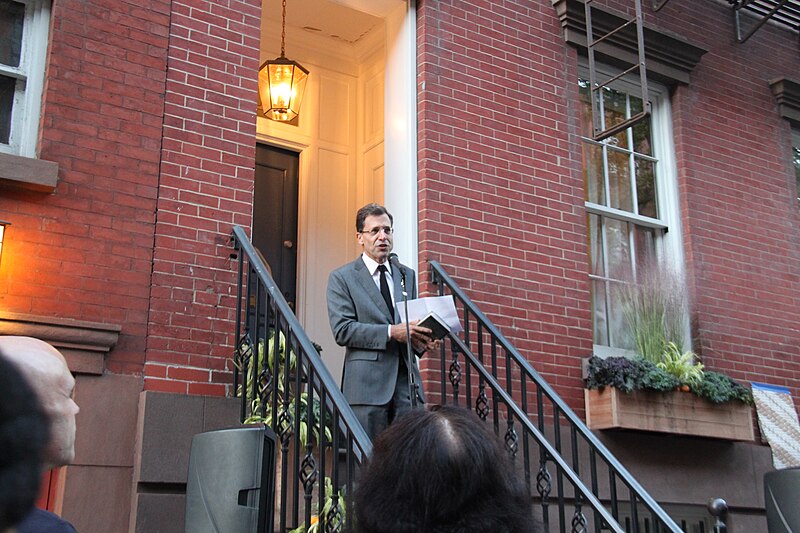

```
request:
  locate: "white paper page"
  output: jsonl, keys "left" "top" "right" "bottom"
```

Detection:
{"left": 396, "top": 295, "right": 463, "bottom": 334}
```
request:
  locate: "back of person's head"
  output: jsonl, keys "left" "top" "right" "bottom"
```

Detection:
{"left": 353, "top": 405, "right": 534, "bottom": 533}
{"left": 0, "top": 336, "right": 79, "bottom": 468}
{"left": 0, "top": 355, "right": 49, "bottom": 531}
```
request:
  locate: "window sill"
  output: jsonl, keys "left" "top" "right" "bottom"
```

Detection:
{"left": 0, "top": 152, "right": 59, "bottom": 192}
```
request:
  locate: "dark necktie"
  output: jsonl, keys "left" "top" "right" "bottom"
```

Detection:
{"left": 377, "top": 264, "right": 395, "bottom": 321}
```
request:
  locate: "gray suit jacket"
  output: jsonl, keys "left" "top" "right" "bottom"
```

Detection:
{"left": 327, "top": 256, "right": 425, "bottom": 406}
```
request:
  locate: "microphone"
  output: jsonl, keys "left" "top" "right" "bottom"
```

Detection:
{"left": 388, "top": 252, "right": 418, "bottom": 408}
{"left": 388, "top": 253, "right": 405, "bottom": 280}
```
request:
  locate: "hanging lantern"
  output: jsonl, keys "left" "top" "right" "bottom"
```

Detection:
{"left": 259, "top": 0, "right": 309, "bottom": 122}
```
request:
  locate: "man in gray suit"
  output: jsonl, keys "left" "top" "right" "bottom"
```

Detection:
{"left": 327, "top": 203, "right": 436, "bottom": 440}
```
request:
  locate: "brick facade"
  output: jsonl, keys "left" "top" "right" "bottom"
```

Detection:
{"left": 143, "top": 0, "right": 261, "bottom": 395}
{"left": 1, "top": 0, "right": 798, "bottom": 529}
{"left": 417, "top": 0, "right": 593, "bottom": 408}
{"left": 0, "top": 0, "right": 171, "bottom": 373}
{"left": 417, "top": 0, "right": 800, "bottom": 412}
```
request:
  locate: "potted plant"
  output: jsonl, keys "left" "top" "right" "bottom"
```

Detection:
{"left": 237, "top": 331, "right": 340, "bottom": 531}
{"left": 584, "top": 266, "right": 754, "bottom": 440}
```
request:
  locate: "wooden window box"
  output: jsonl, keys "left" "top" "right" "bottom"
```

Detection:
{"left": 585, "top": 387, "right": 754, "bottom": 441}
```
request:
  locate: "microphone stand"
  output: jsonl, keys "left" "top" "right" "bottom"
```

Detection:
{"left": 398, "top": 268, "right": 419, "bottom": 409}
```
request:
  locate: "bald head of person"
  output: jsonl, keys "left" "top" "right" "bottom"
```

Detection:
{"left": 0, "top": 337, "right": 79, "bottom": 468}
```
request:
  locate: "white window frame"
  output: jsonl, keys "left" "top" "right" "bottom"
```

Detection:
{"left": 0, "top": 0, "right": 50, "bottom": 158}
{"left": 579, "top": 63, "right": 686, "bottom": 358}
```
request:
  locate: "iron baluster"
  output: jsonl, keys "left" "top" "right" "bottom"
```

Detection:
{"left": 449, "top": 348, "right": 462, "bottom": 404}
{"left": 571, "top": 508, "right": 588, "bottom": 533}
{"left": 475, "top": 388, "right": 490, "bottom": 420}
{"left": 536, "top": 457, "right": 552, "bottom": 529}
{"left": 504, "top": 419, "right": 519, "bottom": 458}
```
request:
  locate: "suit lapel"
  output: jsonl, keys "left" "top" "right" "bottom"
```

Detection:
{"left": 353, "top": 257, "right": 395, "bottom": 323}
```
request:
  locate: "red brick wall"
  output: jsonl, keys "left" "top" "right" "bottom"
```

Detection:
{"left": 0, "top": 0, "right": 171, "bottom": 374}
{"left": 142, "top": 0, "right": 261, "bottom": 395}
{"left": 418, "top": 0, "right": 800, "bottom": 411}
{"left": 655, "top": 1, "right": 800, "bottom": 398}
{"left": 417, "top": 0, "right": 593, "bottom": 408}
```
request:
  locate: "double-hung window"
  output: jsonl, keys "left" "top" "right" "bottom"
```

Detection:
{"left": 0, "top": 0, "right": 50, "bottom": 158}
{"left": 579, "top": 66, "right": 685, "bottom": 356}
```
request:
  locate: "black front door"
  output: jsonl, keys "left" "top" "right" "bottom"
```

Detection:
{"left": 253, "top": 144, "right": 299, "bottom": 312}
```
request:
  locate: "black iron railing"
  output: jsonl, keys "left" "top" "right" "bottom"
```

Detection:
{"left": 227, "top": 227, "right": 716, "bottom": 533}
{"left": 429, "top": 260, "right": 683, "bottom": 533}
{"left": 230, "top": 226, "right": 371, "bottom": 533}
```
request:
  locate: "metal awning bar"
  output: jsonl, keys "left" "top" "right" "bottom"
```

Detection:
{"left": 655, "top": 0, "right": 800, "bottom": 41}
{"left": 735, "top": 0, "right": 797, "bottom": 42}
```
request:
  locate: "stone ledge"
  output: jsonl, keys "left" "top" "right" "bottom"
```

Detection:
{"left": 0, "top": 312, "right": 121, "bottom": 374}
{"left": 769, "top": 77, "right": 800, "bottom": 126}
{"left": 0, "top": 152, "right": 59, "bottom": 192}
{"left": 552, "top": 0, "right": 707, "bottom": 85}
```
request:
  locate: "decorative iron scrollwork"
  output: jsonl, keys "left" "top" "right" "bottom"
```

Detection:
{"left": 299, "top": 452, "right": 318, "bottom": 492}
{"left": 504, "top": 421, "right": 519, "bottom": 457}
{"left": 448, "top": 355, "right": 462, "bottom": 388}
{"left": 324, "top": 501, "right": 344, "bottom": 533}
{"left": 277, "top": 408, "right": 294, "bottom": 444}
{"left": 475, "top": 389, "right": 489, "bottom": 420}
{"left": 571, "top": 509, "right": 588, "bottom": 533}
{"left": 536, "top": 461, "right": 552, "bottom": 500}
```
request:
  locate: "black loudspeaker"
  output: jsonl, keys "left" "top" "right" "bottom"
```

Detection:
{"left": 764, "top": 467, "right": 800, "bottom": 532}
{"left": 184, "top": 426, "right": 276, "bottom": 533}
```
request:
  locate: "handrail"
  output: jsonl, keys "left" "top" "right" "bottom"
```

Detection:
{"left": 230, "top": 225, "right": 371, "bottom": 533}
{"left": 429, "top": 259, "right": 682, "bottom": 533}
{"left": 226, "top": 225, "right": 685, "bottom": 532}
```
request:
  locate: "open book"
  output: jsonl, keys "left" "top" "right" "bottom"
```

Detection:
{"left": 396, "top": 295, "right": 463, "bottom": 336}
{"left": 417, "top": 311, "right": 450, "bottom": 340}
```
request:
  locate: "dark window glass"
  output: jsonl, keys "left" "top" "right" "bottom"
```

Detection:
{"left": 0, "top": 0, "right": 25, "bottom": 67}
{"left": 0, "top": 74, "right": 15, "bottom": 143}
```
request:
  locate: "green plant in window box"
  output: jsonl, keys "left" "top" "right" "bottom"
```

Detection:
{"left": 593, "top": 263, "right": 753, "bottom": 405}
{"left": 656, "top": 342, "right": 704, "bottom": 390}
{"left": 585, "top": 355, "right": 753, "bottom": 405}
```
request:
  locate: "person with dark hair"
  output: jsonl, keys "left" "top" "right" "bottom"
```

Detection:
{"left": 327, "top": 203, "right": 437, "bottom": 440}
{"left": 0, "top": 337, "right": 79, "bottom": 533}
{"left": 353, "top": 405, "right": 536, "bottom": 533}
{"left": 0, "top": 354, "right": 49, "bottom": 532}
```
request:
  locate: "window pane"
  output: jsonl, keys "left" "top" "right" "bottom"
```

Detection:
{"left": 630, "top": 97, "right": 652, "bottom": 156}
{"left": 607, "top": 148, "right": 632, "bottom": 212}
{"left": 608, "top": 279, "right": 633, "bottom": 349}
{"left": 0, "top": 0, "right": 25, "bottom": 67}
{"left": 604, "top": 217, "right": 631, "bottom": 281}
{"left": 588, "top": 213, "right": 604, "bottom": 277}
{"left": 635, "top": 157, "right": 657, "bottom": 218}
{"left": 583, "top": 143, "right": 605, "bottom": 205}
{"left": 602, "top": 86, "right": 627, "bottom": 147}
{"left": 633, "top": 226, "right": 657, "bottom": 273}
{"left": 592, "top": 278, "right": 609, "bottom": 346}
{"left": 578, "top": 79, "right": 594, "bottom": 137}
{"left": 0, "top": 74, "right": 14, "bottom": 144}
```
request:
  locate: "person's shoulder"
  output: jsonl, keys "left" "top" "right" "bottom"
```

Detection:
{"left": 399, "top": 262, "right": 417, "bottom": 277}
{"left": 17, "top": 508, "right": 77, "bottom": 533}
